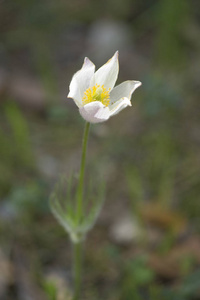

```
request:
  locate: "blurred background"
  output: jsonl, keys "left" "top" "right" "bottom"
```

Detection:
{"left": 0, "top": 0, "right": 200, "bottom": 299}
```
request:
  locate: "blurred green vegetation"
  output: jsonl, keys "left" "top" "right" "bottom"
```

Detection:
{"left": 0, "top": 0, "right": 200, "bottom": 299}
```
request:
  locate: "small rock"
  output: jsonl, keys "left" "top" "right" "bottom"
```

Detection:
{"left": 44, "top": 269, "right": 72, "bottom": 300}
{"left": 110, "top": 214, "right": 142, "bottom": 245}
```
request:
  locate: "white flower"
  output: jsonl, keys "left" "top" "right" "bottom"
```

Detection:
{"left": 67, "top": 51, "right": 141, "bottom": 123}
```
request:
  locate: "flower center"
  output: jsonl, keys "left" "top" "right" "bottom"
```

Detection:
{"left": 82, "top": 84, "right": 110, "bottom": 107}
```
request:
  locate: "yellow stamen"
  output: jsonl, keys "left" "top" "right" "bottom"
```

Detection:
{"left": 82, "top": 84, "right": 110, "bottom": 106}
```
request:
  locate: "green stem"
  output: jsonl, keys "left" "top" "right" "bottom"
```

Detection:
{"left": 73, "top": 241, "right": 83, "bottom": 300}
{"left": 72, "top": 122, "right": 90, "bottom": 300}
{"left": 76, "top": 122, "right": 90, "bottom": 223}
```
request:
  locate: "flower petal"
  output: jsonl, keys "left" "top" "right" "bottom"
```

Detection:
{"left": 91, "top": 51, "right": 119, "bottom": 91}
{"left": 68, "top": 57, "right": 95, "bottom": 107}
{"left": 110, "top": 80, "right": 141, "bottom": 104}
{"left": 109, "top": 97, "right": 132, "bottom": 116}
{"left": 79, "top": 102, "right": 110, "bottom": 123}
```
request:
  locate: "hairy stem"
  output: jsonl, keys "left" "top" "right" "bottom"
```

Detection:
{"left": 72, "top": 122, "right": 90, "bottom": 300}
{"left": 76, "top": 122, "right": 90, "bottom": 223}
{"left": 72, "top": 241, "right": 83, "bottom": 300}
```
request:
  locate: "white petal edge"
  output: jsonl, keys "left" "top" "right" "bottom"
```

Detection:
{"left": 90, "top": 51, "right": 119, "bottom": 91}
{"left": 110, "top": 80, "right": 142, "bottom": 104}
{"left": 79, "top": 102, "right": 110, "bottom": 123}
{"left": 68, "top": 57, "right": 95, "bottom": 107}
{"left": 109, "top": 97, "right": 132, "bottom": 116}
